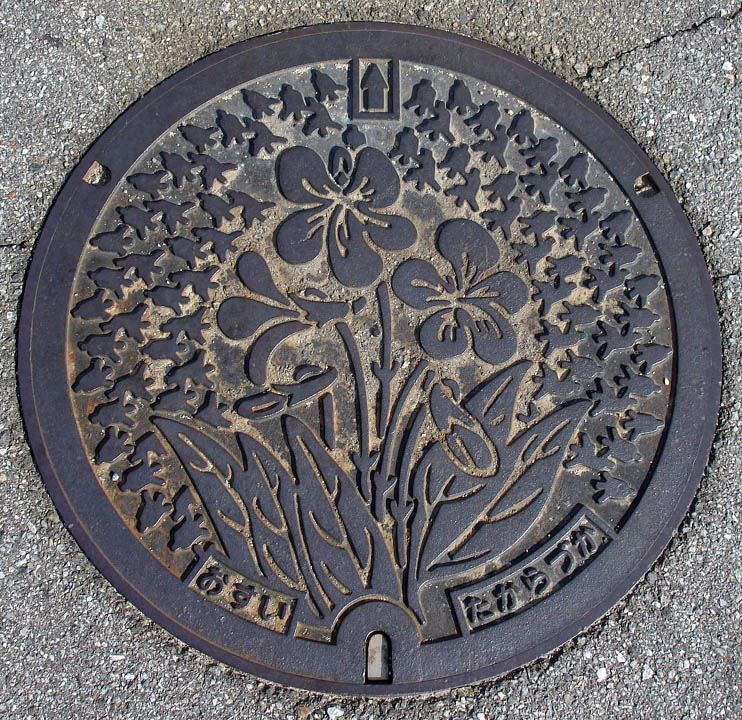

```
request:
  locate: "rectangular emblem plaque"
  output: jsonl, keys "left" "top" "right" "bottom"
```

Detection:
{"left": 457, "top": 511, "right": 612, "bottom": 632}
{"left": 189, "top": 555, "right": 296, "bottom": 634}
{"left": 351, "top": 58, "right": 400, "bottom": 120}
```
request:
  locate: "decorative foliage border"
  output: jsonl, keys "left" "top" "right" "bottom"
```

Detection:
{"left": 66, "top": 61, "right": 673, "bottom": 642}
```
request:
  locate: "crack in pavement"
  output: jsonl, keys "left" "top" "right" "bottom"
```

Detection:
{"left": 588, "top": 4, "right": 742, "bottom": 75}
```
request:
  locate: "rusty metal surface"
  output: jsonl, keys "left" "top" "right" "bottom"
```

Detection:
{"left": 18, "top": 23, "right": 721, "bottom": 695}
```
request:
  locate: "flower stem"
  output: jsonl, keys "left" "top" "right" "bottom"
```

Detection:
{"left": 372, "top": 282, "right": 399, "bottom": 439}
{"left": 377, "top": 359, "right": 429, "bottom": 486}
{"left": 337, "top": 321, "right": 376, "bottom": 502}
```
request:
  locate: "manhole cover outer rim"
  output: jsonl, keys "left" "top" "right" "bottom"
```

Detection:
{"left": 17, "top": 22, "right": 722, "bottom": 696}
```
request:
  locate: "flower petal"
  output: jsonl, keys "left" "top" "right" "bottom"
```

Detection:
{"left": 273, "top": 367, "right": 338, "bottom": 405}
{"left": 429, "top": 384, "right": 500, "bottom": 476}
{"left": 469, "top": 271, "right": 529, "bottom": 314}
{"left": 437, "top": 219, "right": 499, "bottom": 288}
{"left": 328, "top": 146, "right": 353, "bottom": 186}
{"left": 236, "top": 250, "right": 290, "bottom": 306}
{"left": 235, "top": 391, "right": 289, "bottom": 420}
{"left": 289, "top": 293, "right": 349, "bottom": 327}
{"left": 345, "top": 147, "right": 400, "bottom": 208}
{"left": 361, "top": 207, "right": 417, "bottom": 251}
{"left": 274, "top": 206, "right": 326, "bottom": 265}
{"left": 445, "top": 425, "right": 495, "bottom": 473}
{"left": 217, "top": 297, "right": 297, "bottom": 339}
{"left": 466, "top": 312, "right": 517, "bottom": 366}
{"left": 418, "top": 307, "right": 470, "bottom": 358}
{"left": 430, "top": 382, "right": 471, "bottom": 431}
{"left": 247, "top": 320, "right": 309, "bottom": 385}
{"left": 327, "top": 209, "right": 383, "bottom": 287}
{"left": 275, "top": 146, "right": 338, "bottom": 203}
{"left": 391, "top": 258, "right": 446, "bottom": 309}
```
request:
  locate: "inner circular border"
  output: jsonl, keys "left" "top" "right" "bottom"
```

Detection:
{"left": 17, "top": 22, "right": 721, "bottom": 696}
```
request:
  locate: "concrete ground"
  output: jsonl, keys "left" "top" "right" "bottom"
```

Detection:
{"left": 0, "top": 1, "right": 740, "bottom": 718}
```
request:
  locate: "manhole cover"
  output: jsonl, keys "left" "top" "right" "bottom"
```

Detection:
{"left": 19, "top": 24, "right": 721, "bottom": 695}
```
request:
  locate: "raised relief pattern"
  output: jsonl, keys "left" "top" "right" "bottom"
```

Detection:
{"left": 67, "top": 60, "right": 673, "bottom": 644}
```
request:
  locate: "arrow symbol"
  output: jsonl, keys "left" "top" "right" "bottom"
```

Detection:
{"left": 360, "top": 63, "right": 388, "bottom": 111}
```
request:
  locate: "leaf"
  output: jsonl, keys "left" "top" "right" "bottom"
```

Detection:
{"left": 282, "top": 416, "right": 379, "bottom": 602}
{"left": 409, "top": 362, "right": 588, "bottom": 583}
{"left": 464, "top": 360, "right": 531, "bottom": 441}
{"left": 418, "top": 402, "right": 588, "bottom": 573}
{"left": 591, "top": 472, "right": 636, "bottom": 504}
{"left": 154, "top": 417, "right": 320, "bottom": 609}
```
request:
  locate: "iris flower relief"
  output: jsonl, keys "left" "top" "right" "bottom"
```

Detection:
{"left": 217, "top": 250, "right": 349, "bottom": 387}
{"left": 391, "top": 219, "right": 528, "bottom": 365}
{"left": 273, "top": 145, "right": 417, "bottom": 287}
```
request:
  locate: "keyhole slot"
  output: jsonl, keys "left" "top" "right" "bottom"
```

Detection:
{"left": 365, "top": 631, "right": 391, "bottom": 683}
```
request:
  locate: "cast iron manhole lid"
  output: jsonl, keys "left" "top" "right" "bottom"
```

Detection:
{"left": 19, "top": 23, "right": 721, "bottom": 695}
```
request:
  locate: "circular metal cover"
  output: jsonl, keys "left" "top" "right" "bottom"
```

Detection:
{"left": 19, "top": 23, "right": 721, "bottom": 695}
